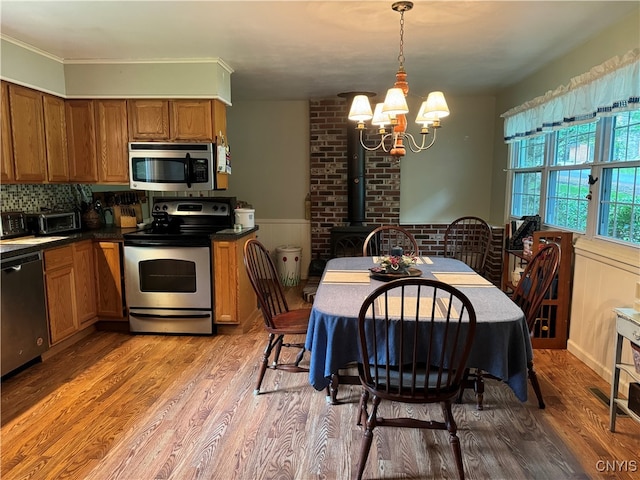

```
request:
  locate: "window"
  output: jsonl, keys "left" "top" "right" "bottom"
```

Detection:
{"left": 598, "top": 111, "right": 640, "bottom": 243}
{"left": 508, "top": 111, "right": 640, "bottom": 245}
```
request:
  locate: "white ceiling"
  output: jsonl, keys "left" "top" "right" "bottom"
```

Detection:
{"left": 0, "top": 1, "right": 637, "bottom": 102}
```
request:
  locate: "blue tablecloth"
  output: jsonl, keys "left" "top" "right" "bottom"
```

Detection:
{"left": 305, "top": 256, "right": 533, "bottom": 402}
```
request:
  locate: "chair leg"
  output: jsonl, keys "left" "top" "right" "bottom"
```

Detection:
{"left": 328, "top": 373, "right": 339, "bottom": 405}
{"left": 355, "top": 395, "right": 380, "bottom": 480}
{"left": 255, "top": 333, "right": 276, "bottom": 395}
{"left": 272, "top": 334, "right": 284, "bottom": 366}
{"left": 441, "top": 401, "right": 465, "bottom": 480}
{"left": 357, "top": 389, "right": 369, "bottom": 426}
{"left": 473, "top": 369, "right": 484, "bottom": 411}
{"left": 527, "top": 360, "right": 546, "bottom": 409}
{"left": 293, "top": 345, "right": 306, "bottom": 367}
{"left": 456, "top": 368, "right": 470, "bottom": 404}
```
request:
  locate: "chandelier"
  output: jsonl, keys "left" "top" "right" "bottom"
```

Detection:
{"left": 347, "top": 1, "right": 449, "bottom": 160}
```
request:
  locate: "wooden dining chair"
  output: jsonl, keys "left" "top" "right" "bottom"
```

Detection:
{"left": 458, "top": 242, "right": 561, "bottom": 409}
{"left": 354, "top": 278, "right": 477, "bottom": 480}
{"left": 362, "top": 225, "right": 419, "bottom": 257}
{"left": 443, "top": 216, "right": 492, "bottom": 276}
{"left": 243, "top": 239, "right": 312, "bottom": 395}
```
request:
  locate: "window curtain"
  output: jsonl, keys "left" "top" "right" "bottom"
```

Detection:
{"left": 502, "top": 48, "right": 639, "bottom": 143}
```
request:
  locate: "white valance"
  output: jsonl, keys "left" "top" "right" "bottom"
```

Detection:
{"left": 502, "top": 48, "right": 640, "bottom": 143}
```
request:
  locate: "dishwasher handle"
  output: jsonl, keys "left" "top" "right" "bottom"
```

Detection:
{"left": 1, "top": 251, "right": 42, "bottom": 271}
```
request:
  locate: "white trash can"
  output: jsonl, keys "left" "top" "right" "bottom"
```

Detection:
{"left": 275, "top": 245, "right": 302, "bottom": 286}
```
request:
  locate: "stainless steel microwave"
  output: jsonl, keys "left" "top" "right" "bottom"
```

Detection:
{"left": 128, "top": 142, "right": 218, "bottom": 191}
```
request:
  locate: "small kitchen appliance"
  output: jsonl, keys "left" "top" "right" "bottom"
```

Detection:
{"left": 26, "top": 210, "right": 81, "bottom": 235}
{"left": 0, "top": 211, "right": 28, "bottom": 239}
{"left": 123, "top": 197, "right": 236, "bottom": 334}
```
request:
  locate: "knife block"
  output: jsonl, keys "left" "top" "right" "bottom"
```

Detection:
{"left": 114, "top": 205, "right": 142, "bottom": 227}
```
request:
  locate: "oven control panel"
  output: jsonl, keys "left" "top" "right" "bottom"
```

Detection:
{"left": 152, "top": 199, "right": 233, "bottom": 217}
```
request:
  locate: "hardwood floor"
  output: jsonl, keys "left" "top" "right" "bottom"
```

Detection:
{"left": 2, "top": 286, "right": 639, "bottom": 479}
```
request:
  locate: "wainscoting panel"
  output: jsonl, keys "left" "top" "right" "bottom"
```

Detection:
{"left": 567, "top": 237, "right": 640, "bottom": 393}
{"left": 252, "top": 219, "right": 312, "bottom": 280}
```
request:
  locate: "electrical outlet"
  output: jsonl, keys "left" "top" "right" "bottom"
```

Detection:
{"left": 431, "top": 233, "right": 444, "bottom": 241}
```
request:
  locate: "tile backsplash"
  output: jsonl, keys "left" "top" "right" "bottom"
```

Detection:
{"left": 1, "top": 184, "right": 93, "bottom": 213}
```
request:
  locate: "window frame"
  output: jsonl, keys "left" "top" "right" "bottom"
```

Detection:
{"left": 506, "top": 112, "right": 640, "bottom": 247}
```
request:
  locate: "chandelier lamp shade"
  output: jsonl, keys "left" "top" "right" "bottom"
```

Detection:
{"left": 348, "top": 1, "right": 450, "bottom": 160}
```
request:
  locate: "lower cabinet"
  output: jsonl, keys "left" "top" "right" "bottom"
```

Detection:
{"left": 213, "top": 233, "right": 257, "bottom": 333}
{"left": 44, "top": 241, "right": 98, "bottom": 345}
{"left": 93, "top": 241, "right": 125, "bottom": 319}
{"left": 74, "top": 240, "right": 97, "bottom": 326}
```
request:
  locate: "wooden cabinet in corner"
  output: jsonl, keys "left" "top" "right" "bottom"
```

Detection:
{"left": 213, "top": 233, "right": 258, "bottom": 334}
{"left": 44, "top": 241, "right": 98, "bottom": 345}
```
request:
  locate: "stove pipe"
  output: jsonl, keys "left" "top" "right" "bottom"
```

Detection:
{"left": 339, "top": 92, "right": 375, "bottom": 226}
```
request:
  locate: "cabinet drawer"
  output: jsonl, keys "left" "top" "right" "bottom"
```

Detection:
{"left": 617, "top": 315, "right": 640, "bottom": 345}
{"left": 44, "top": 245, "right": 73, "bottom": 270}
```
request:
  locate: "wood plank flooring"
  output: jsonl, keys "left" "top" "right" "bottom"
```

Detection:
{"left": 2, "top": 285, "right": 639, "bottom": 479}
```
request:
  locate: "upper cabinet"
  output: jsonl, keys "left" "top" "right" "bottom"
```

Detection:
{"left": 42, "top": 94, "right": 69, "bottom": 182}
{"left": 129, "top": 99, "right": 225, "bottom": 142}
{"left": 170, "top": 100, "right": 213, "bottom": 140}
{"left": 67, "top": 99, "right": 129, "bottom": 184}
{"left": 127, "top": 100, "right": 170, "bottom": 140}
{"left": 8, "top": 84, "right": 47, "bottom": 182}
{"left": 95, "top": 100, "right": 129, "bottom": 183}
{"left": 66, "top": 100, "right": 98, "bottom": 182}
{"left": 1, "top": 82, "right": 15, "bottom": 183}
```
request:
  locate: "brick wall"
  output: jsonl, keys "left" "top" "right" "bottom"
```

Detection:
{"left": 309, "top": 97, "right": 504, "bottom": 285}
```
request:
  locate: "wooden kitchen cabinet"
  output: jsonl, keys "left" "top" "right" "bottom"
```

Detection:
{"left": 44, "top": 246, "right": 79, "bottom": 345}
{"left": 1, "top": 81, "right": 15, "bottom": 183}
{"left": 8, "top": 84, "right": 47, "bottom": 182}
{"left": 43, "top": 93, "right": 69, "bottom": 182}
{"left": 95, "top": 100, "right": 129, "bottom": 183}
{"left": 171, "top": 100, "right": 213, "bottom": 140}
{"left": 502, "top": 228, "right": 573, "bottom": 349}
{"left": 93, "top": 241, "right": 125, "bottom": 319}
{"left": 128, "top": 99, "right": 225, "bottom": 142}
{"left": 213, "top": 233, "right": 258, "bottom": 333}
{"left": 127, "top": 99, "right": 170, "bottom": 140}
{"left": 45, "top": 242, "right": 100, "bottom": 344}
{"left": 74, "top": 240, "right": 98, "bottom": 326}
{"left": 66, "top": 99, "right": 98, "bottom": 182}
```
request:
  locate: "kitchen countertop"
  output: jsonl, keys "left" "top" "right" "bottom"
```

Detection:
{"left": 0, "top": 225, "right": 259, "bottom": 259}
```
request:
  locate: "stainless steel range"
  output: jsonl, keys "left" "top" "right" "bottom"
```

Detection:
{"left": 123, "top": 197, "right": 236, "bottom": 334}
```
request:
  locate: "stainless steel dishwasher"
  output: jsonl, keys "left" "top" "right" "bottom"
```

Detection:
{"left": 1, "top": 251, "right": 49, "bottom": 377}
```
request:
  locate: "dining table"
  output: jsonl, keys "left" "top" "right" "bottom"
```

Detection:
{"left": 304, "top": 256, "right": 534, "bottom": 406}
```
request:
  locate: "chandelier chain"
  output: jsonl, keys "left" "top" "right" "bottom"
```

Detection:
{"left": 397, "top": 10, "right": 405, "bottom": 70}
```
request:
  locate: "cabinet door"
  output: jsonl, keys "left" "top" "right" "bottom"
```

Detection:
{"left": 170, "top": 100, "right": 213, "bottom": 141}
{"left": 74, "top": 240, "right": 97, "bottom": 326}
{"left": 66, "top": 100, "right": 98, "bottom": 182}
{"left": 94, "top": 241, "right": 125, "bottom": 319}
{"left": 213, "top": 240, "right": 238, "bottom": 324}
{"left": 0, "top": 82, "right": 15, "bottom": 183}
{"left": 96, "top": 100, "right": 129, "bottom": 183}
{"left": 213, "top": 99, "right": 228, "bottom": 190}
{"left": 8, "top": 84, "right": 47, "bottom": 182}
{"left": 45, "top": 246, "right": 78, "bottom": 345}
{"left": 127, "top": 99, "right": 170, "bottom": 140}
{"left": 43, "top": 94, "right": 69, "bottom": 182}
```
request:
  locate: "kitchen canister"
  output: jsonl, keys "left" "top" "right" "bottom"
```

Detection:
{"left": 235, "top": 208, "right": 255, "bottom": 228}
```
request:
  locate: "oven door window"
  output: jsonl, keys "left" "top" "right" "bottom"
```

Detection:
{"left": 139, "top": 259, "right": 197, "bottom": 293}
{"left": 131, "top": 156, "right": 188, "bottom": 183}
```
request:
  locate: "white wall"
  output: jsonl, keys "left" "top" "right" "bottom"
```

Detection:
{"left": 568, "top": 238, "right": 640, "bottom": 391}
